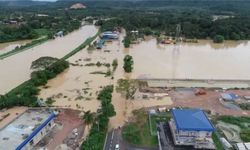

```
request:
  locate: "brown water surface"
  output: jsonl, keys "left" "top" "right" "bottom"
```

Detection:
{"left": 0, "top": 40, "right": 32, "bottom": 55}
{"left": 0, "top": 25, "right": 98, "bottom": 94}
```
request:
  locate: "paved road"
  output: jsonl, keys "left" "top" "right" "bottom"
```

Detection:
{"left": 104, "top": 129, "right": 122, "bottom": 150}
{"left": 104, "top": 128, "right": 157, "bottom": 150}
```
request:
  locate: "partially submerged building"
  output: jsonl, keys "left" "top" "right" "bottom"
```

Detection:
{"left": 101, "top": 31, "right": 119, "bottom": 39}
{"left": 0, "top": 109, "right": 56, "bottom": 150}
{"left": 169, "top": 109, "right": 215, "bottom": 149}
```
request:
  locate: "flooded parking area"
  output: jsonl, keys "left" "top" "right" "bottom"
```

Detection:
{"left": 0, "top": 25, "right": 98, "bottom": 94}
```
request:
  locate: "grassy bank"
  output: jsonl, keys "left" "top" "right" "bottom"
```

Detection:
{"left": 217, "top": 116, "right": 250, "bottom": 142}
{"left": 0, "top": 37, "right": 49, "bottom": 59}
{"left": 62, "top": 30, "right": 100, "bottom": 60}
{"left": 149, "top": 113, "right": 171, "bottom": 135}
{"left": 0, "top": 26, "right": 100, "bottom": 109}
{"left": 212, "top": 132, "right": 224, "bottom": 150}
{"left": 0, "top": 59, "right": 69, "bottom": 109}
{"left": 122, "top": 110, "right": 158, "bottom": 147}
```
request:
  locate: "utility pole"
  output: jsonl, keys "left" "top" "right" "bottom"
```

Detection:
{"left": 175, "top": 24, "right": 181, "bottom": 43}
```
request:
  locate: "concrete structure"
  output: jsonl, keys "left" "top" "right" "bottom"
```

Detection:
{"left": 0, "top": 109, "right": 56, "bottom": 150}
{"left": 235, "top": 142, "right": 250, "bottom": 150}
{"left": 169, "top": 109, "right": 215, "bottom": 149}
{"left": 220, "top": 137, "right": 232, "bottom": 149}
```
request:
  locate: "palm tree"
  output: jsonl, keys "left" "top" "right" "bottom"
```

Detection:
{"left": 82, "top": 110, "right": 96, "bottom": 129}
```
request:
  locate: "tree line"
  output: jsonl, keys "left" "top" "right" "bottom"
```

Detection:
{"left": 81, "top": 85, "right": 116, "bottom": 150}
{"left": 0, "top": 58, "right": 69, "bottom": 109}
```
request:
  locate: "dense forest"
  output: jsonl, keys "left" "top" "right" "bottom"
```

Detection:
{"left": 1, "top": 0, "right": 250, "bottom": 42}
{"left": 0, "top": 2, "right": 82, "bottom": 42}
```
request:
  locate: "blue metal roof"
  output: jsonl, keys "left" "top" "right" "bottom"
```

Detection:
{"left": 221, "top": 93, "right": 238, "bottom": 101}
{"left": 16, "top": 112, "right": 56, "bottom": 150}
{"left": 172, "top": 109, "right": 215, "bottom": 132}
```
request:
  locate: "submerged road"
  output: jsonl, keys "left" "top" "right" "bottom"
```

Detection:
{"left": 0, "top": 25, "right": 98, "bottom": 94}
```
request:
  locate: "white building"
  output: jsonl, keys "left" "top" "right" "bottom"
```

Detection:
{"left": 0, "top": 109, "right": 56, "bottom": 150}
{"left": 169, "top": 109, "right": 215, "bottom": 149}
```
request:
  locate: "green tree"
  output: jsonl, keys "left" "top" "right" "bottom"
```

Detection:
{"left": 213, "top": 35, "right": 224, "bottom": 43}
{"left": 123, "top": 55, "right": 134, "bottom": 73}
{"left": 112, "top": 59, "right": 118, "bottom": 71}
{"left": 83, "top": 111, "right": 96, "bottom": 128}
{"left": 124, "top": 36, "right": 131, "bottom": 48}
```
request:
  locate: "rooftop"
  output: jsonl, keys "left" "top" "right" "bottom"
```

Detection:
{"left": 0, "top": 109, "right": 53, "bottom": 150}
{"left": 172, "top": 109, "right": 215, "bottom": 131}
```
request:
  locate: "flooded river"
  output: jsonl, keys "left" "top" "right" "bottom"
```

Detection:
{"left": 0, "top": 25, "right": 98, "bottom": 94}
{"left": 0, "top": 40, "right": 32, "bottom": 55}
{"left": 130, "top": 39, "right": 250, "bottom": 80}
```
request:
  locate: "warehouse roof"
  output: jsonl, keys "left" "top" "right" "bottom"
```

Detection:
{"left": 172, "top": 109, "right": 215, "bottom": 131}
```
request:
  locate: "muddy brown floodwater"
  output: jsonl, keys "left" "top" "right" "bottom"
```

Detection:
{"left": 0, "top": 40, "right": 32, "bottom": 55}
{"left": 0, "top": 25, "right": 98, "bottom": 94}
{"left": 130, "top": 39, "right": 250, "bottom": 80}
{"left": 39, "top": 31, "right": 250, "bottom": 130}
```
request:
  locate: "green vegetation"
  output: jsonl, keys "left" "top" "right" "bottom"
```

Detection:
{"left": 0, "top": 4, "right": 82, "bottom": 43}
{"left": 31, "top": 56, "right": 59, "bottom": 71}
{"left": 0, "top": 37, "right": 48, "bottom": 59}
{"left": 149, "top": 113, "right": 171, "bottom": 135}
{"left": 212, "top": 132, "right": 224, "bottom": 150}
{"left": 62, "top": 31, "right": 100, "bottom": 60}
{"left": 0, "top": 58, "right": 69, "bottom": 109}
{"left": 241, "top": 130, "right": 250, "bottom": 142}
{"left": 0, "top": 24, "right": 38, "bottom": 43}
{"left": 45, "top": 97, "right": 55, "bottom": 106}
{"left": 83, "top": 110, "right": 96, "bottom": 128}
{"left": 123, "top": 55, "right": 134, "bottom": 73}
{"left": 213, "top": 35, "right": 224, "bottom": 43}
{"left": 81, "top": 85, "right": 115, "bottom": 150}
{"left": 217, "top": 116, "right": 250, "bottom": 142}
{"left": 122, "top": 110, "right": 158, "bottom": 147}
{"left": 238, "top": 103, "right": 250, "bottom": 110}
{"left": 123, "top": 36, "right": 131, "bottom": 48}
{"left": 116, "top": 79, "right": 137, "bottom": 99}
{"left": 112, "top": 59, "right": 118, "bottom": 71}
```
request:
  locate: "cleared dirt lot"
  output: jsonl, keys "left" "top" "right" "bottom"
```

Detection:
{"left": 168, "top": 88, "right": 250, "bottom": 116}
{"left": 37, "top": 109, "right": 84, "bottom": 150}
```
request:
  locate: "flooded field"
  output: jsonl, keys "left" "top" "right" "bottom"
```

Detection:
{"left": 38, "top": 34, "right": 172, "bottom": 128}
{"left": 0, "top": 25, "right": 98, "bottom": 94}
{"left": 0, "top": 40, "right": 32, "bottom": 55}
{"left": 38, "top": 32, "right": 250, "bottom": 128}
{"left": 130, "top": 39, "right": 250, "bottom": 80}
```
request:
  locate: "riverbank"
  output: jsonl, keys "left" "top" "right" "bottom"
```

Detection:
{"left": 0, "top": 37, "right": 49, "bottom": 60}
{"left": 0, "top": 25, "right": 98, "bottom": 94}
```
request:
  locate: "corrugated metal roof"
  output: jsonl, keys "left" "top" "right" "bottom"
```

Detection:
{"left": 172, "top": 109, "right": 215, "bottom": 131}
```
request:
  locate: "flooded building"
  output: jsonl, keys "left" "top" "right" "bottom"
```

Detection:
{"left": 101, "top": 31, "right": 119, "bottom": 39}
{"left": 0, "top": 109, "right": 56, "bottom": 150}
{"left": 169, "top": 109, "right": 215, "bottom": 149}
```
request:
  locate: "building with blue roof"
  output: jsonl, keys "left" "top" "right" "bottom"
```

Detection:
{"left": 101, "top": 31, "right": 119, "bottom": 39}
{"left": 169, "top": 109, "right": 215, "bottom": 149}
